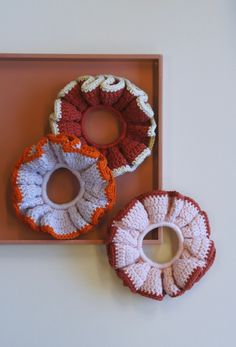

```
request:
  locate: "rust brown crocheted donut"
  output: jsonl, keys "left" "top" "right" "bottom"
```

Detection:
{"left": 50, "top": 75, "right": 156, "bottom": 177}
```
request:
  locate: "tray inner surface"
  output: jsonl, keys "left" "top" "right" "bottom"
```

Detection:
{"left": 0, "top": 55, "right": 162, "bottom": 243}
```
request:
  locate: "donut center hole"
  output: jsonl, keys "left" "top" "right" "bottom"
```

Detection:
{"left": 47, "top": 168, "right": 80, "bottom": 204}
{"left": 83, "top": 106, "right": 124, "bottom": 146}
{"left": 143, "top": 227, "right": 180, "bottom": 265}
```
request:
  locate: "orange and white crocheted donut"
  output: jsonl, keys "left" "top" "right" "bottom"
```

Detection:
{"left": 49, "top": 75, "right": 156, "bottom": 177}
{"left": 107, "top": 191, "right": 215, "bottom": 300}
{"left": 12, "top": 134, "right": 116, "bottom": 239}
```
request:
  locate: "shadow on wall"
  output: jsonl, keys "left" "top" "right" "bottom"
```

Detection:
{"left": 64, "top": 244, "right": 196, "bottom": 312}
{"left": 0, "top": 243, "right": 211, "bottom": 315}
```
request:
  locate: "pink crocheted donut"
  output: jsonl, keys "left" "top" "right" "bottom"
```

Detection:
{"left": 50, "top": 75, "right": 156, "bottom": 177}
{"left": 107, "top": 191, "right": 216, "bottom": 300}
{"left": 12, "top": 134, "right": 116, "bottom": 239}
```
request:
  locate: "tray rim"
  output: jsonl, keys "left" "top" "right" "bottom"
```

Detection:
{"left": 0, "top": 53, "right": 163, "bottom": 244}
{"left": 0, "top": 53, "right": 162, "bottom": 61}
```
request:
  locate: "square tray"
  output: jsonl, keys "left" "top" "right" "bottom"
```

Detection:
{"left": 0, "top": 54, "right": 162, "bottom": 244}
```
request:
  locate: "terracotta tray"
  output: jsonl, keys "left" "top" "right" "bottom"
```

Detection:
{"left": 0, "top": 54, "right": 162, "bottom": 244}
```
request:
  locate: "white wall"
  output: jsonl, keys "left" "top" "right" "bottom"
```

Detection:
{"left": 0, "top": 1, "right": 235, "bottom": 346}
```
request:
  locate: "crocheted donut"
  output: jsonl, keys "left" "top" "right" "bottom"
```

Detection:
{"left": 12, "top": 134, "right": 116, "bottom": 239}
{"left": 50, "top": 75, "right": 156, "bottom": 176}
{"left": 107, "top": 191, "right": 215, "bottom": 300}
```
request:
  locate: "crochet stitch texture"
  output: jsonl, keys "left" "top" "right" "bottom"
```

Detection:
{"left": 12, "top": 134, "right": 116, "bottom": 239}
{"left": 50, "top": 75, "right": 156, "bottom": 176}
{"left": 107, "top": 191, "right": 215, "bottom": 300}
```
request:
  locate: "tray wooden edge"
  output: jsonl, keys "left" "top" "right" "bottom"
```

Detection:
{"left": 0, "top": 53, "right": 163, "bottom": 61}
